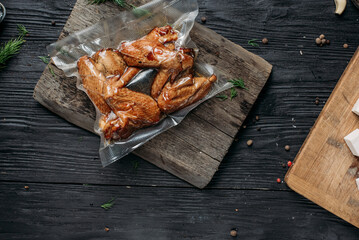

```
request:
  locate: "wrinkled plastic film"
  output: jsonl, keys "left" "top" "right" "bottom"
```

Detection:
{"left": 48, "top": 0, "right": 232, "bottom": 166}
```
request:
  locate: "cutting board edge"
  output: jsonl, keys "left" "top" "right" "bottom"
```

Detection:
{"left": 285, "top": 46, "right": 359, "bottom": 180}
{"left": 285, "top": 46, "right": 359, "bottom": 228}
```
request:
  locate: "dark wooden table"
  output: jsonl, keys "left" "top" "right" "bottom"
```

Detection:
{"left": 1, "top": 0, "right": 359, "bottom": 239}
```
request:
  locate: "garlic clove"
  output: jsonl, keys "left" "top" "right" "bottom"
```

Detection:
{"left": 334, "top": 0, "right": 347, "bottom": 15}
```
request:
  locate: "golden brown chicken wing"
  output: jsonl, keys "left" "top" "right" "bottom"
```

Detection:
{"left": 157, "top": 74, "right": 217, "bottom": 114}
{"left": 77, "top": 55, "right": 111, "bottom": 114}
{"left": 92, "top": 48, "right": 127, "bottom": 77}
{"left": 103, "top": 88, "right": 161, "bottom": 140}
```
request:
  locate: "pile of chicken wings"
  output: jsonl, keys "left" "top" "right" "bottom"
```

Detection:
{"left": 77, "top": 25, "right": 217, "bottom": 140}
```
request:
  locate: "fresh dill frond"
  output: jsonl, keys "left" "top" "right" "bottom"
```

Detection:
{"left": 230, "top": 88, "right": 238, "bottom": 100}
{"left": 248, "top": 39, "right": 259, "bottom": 47}
{"left": 216, "top": 94, "right": 228, "bottom": 101}
{"left": 101, "top": 197, "right": 115, "bottom": 210}
{"left": 228, "top": 78, "right": 248, "bottom": 90}
{"left": 0, "top": 24, "right": 28, "bottom": 70}
{"left": 0, "top": 37, "right": 26, "bottom": 69}
{"left": 17, "top": 24, "right": 29, "bottom": 36}
{"left": 49, "top": 66, "right": 56, "bottom": 77}
{"left": 38, "top": 56, "right": 50, "bottom": 64}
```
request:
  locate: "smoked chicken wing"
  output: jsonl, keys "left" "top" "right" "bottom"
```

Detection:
{"left": 77, "top": 55, "right": 111, "bottom": 114}
{"left": 103, "top": 88, "right": 161, "bottom": 140}
{"left": 157, "top": 74, "right": 217, "bottom": 114}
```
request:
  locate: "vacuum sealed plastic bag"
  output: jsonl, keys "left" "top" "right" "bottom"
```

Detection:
{"left": 48, "top": 0, "right": 232, "bottom": 166}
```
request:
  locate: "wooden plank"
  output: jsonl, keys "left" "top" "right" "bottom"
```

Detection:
{"left": 285, "top": 47, "right": 359, "bottom": 228}
{"left": 1, "top": 182, "right": 359, "bottom": 239}
{"left": 33, "top": 0, "right": 272, "bottom": 188}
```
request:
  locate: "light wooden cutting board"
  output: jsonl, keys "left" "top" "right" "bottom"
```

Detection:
{"left": 285, "top": 47, "right": 359, "bottom": 228}
{"left": 33, "top": 0, "right": 272, "bottom": 188}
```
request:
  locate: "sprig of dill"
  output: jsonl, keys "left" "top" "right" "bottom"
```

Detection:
{"left": 88, "top": 0, "right": 149, "bottom": 17}
{"left": 38, "top": 56, "right": 50, "bottom": 64}
{"left": 228, "top": 78, "right": 248, "bottom": 90}
{"left": 0, "top": 25, "right": 28, "bottom": 70}
{"left": 248, "top": 39, "right": 259, "bottom": 47}
{"left": 216, "top": 94, "right": 228, "bottom": 101}
{"left": 230, "top": 87, "right": 238, "bottom": 100}
{"left": 17, "top": 24, "right": 29, "bottom": 36}
{"left": 216, "top": 78, "right": 247, "bottom": 101}
{"left": 101, "top": 197, "right": 115, "bottom": 210}
{"left": 49, "top": 66, "right": 56, "bottom": 77}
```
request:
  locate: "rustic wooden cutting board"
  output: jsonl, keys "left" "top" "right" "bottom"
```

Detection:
{"left": 33, "top": 0, "right": 272, "bottom": 188}
{"left": 285, "top": 47, "right": 359, "bottom": 228}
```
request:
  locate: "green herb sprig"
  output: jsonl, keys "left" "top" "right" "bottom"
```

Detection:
{"left": 17, "top": 24, "right": 29, "bottom": 36}
{"left": 38, "top": 56, "right": 55, "bottom": 77}
{"left": 38, "top": 56, "right": 50, "bottom": 64}
{"left": 228, "top": 78, "right": 248, "bottom": 90}
{"left": 230, "top": 87, "right": 238, "bottom": 100}
{"left": 0, "top": 25, "right": 28, "bottom": 70}
{"left": 88, "top": 0, "right": 149, "bottom": 17}
{"left": 248, "top": 39, "right": 259, "bottom": 47}
{"left": 216, "top": 95, "right": 228, "bottom": 101}
{"left": 101, "top": 197, "right": 115, "bottom": 210}
{"left": 216, "top": 78, "right": 247, "bottom": 101}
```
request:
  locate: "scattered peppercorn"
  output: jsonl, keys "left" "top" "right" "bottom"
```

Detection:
{"left": 285, "top": 145, "right": 290, "bottom": 151}
{"left": 343, "top": 43, "right": 349, "bottom": 49}
{"left": 257, "top": 127, "right": 261, "bottom": 131}
{"left": 51, "top": 20, "right": 56, "bottom": 26}
{"left": 282, "top": 163, "right": 287, "bottom": 168}
{"left": 201, "top": 16, "right": 207, "bottom": 23}
{"left": 247, "top": 139, "right": 253, "bottom": 146}
{"left": 276, "top": 178, "right": 281, "bottom": 183}
{"left": 315, "top": 34, "right": 330, "bottom": 47}
{"left": 262, "top": 38, "right": 268, "bottom": 44}
{"left": 24, "top": 185, "right": 29, "bottom": 190}
{"left": 315, "top": 99, "right": 319, "bottom": 105}
{"left": 105, "top": 227, "right": 110, "bottom": 232}
{"left": 315, "top": 38, "right": 322, "bottom": 45}
{"left": 255, "top": 115, "right": 259, "bottom": 121}
{"left": 287, "top": 161, "right": 292, "bottom": 167}
{"left": 230, "top": 230, "right": 237, "bottom": 237}
{"left": 242, "top": 125, "right": 247, "bottom": 129}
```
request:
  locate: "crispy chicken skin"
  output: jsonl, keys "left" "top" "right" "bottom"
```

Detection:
{"left": 77, "top": 55, "right": 111, "bottom": 114}
{"left": 103, "top": 88, "right": 161, "bottom": 140}
{"left": 157, "top": 74, "right": 217, "bottom": 114}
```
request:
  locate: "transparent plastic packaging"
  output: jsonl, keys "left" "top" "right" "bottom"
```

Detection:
{"left": 48, "top": 0, "right": 231, "bottom": 166}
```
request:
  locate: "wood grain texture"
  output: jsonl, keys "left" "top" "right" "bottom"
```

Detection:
{"left": 32, "top": 0, "right": 272, "bottom": 188}
{"left": 1, "top": 0, "right": 359, "bottom": 237}
{"left": 1, "top": 182, "right": 358, "bottom": 240}
{"left": 286, "top": 48, "right": 359, "bottom": 228}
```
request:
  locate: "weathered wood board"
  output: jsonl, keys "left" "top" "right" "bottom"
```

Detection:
{"left": 33, "top": 0, "right": 272, "bottom": 188}
{"left": 285, "top": 47, "right": 359, "bottom": 228}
